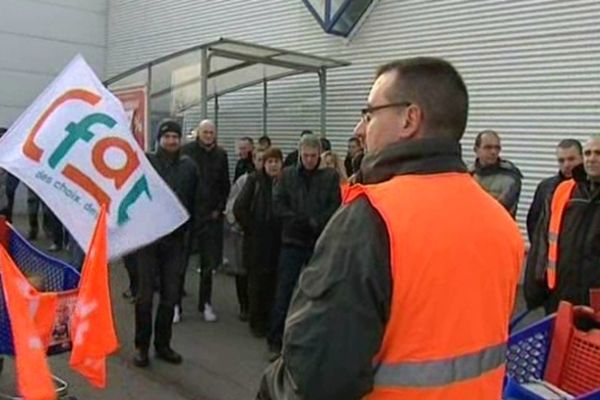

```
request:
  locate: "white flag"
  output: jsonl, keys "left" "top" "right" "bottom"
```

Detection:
{"left": 0, "top": 55, "right": 189, "bottom": 258}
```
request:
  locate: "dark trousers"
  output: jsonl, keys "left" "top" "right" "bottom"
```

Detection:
{"left": 5, "top": 174, "right": 19, "bottom": 223}
{"left": 177, "top": 231, "right": 193, "bottom": 309}
{"left": 27, "top": 190, "right": 41, "bottom": 236}
{"left": 124, "top": 253, "right": 138, "bottom": 297}
{"left": 235, "top": 275, "right": 249, "bottom": 312}
{"left": 5, "top": 191, "right": 15, "bottom": 223}
{"left": 66, "top": 232, "right": 85, "bottom": 270}
{"left": 43, "top": 205, "right": 63, "bottom": 247}
{"left": 248, "top": 270, "right": 277, "bottom": 337}
{"left": 135, "top": 236, "right": 184, "bottom": 351}
{"left": 198, "top": 216, "right": 223, "bottom": 308}
{"left": 268, "top": 245, "right": 313, "bottom": 347}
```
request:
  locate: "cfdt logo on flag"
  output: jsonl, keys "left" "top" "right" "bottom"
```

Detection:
{"left": 0, "top": 55, "right": 189, "bottom": 258}
{"left": 22, "top": 88, "right": 150, "bottom": 225}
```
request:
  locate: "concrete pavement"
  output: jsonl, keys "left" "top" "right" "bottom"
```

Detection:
{"left": 0, "top": 217, "right": 541, "bottom": 399}
{"left": 1, "top": 218, "right": 268, "bottom": 400}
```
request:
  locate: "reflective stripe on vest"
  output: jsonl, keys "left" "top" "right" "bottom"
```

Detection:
{"left": 546, "top": 180, "right": 576, "bottom": 289}
{"left": 354, "top": 173, "right": 523, "bottom": 400}
{"left": 374, "top": 342, "right": 506, "bottom": 388}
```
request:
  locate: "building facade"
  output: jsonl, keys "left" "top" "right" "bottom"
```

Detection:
{"left": 0, "top": 0, "right": 107, "bottom": 126}
{"left": 0, "top": 0, "right": 108, "bottom": 214}
{"left": 12, "top": 0, "right": 599, "bottom": 228}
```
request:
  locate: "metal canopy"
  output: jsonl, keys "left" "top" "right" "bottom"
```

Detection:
{"left": 105, "top": 38, "right": 350, "bottom": 137}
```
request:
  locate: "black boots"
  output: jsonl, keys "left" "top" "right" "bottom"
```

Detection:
{"left": 133, "top": 348, "right": 149, "bottom": 368}
{"left": 133, "top": 347, "right": 183, "bottom": 367}
{"left": 155, "top": 347, "right": 183, "bottom": 364}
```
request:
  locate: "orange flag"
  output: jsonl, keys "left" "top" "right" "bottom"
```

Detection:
{"left": 69, "top": 208, "right": 118, "bottom": 388}
{"left": 0, "top": 247, "right": 57, "bottom": 400}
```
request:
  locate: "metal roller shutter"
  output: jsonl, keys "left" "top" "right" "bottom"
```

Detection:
{"left": 107, "top": 0, "right": 600, "bottom": 233}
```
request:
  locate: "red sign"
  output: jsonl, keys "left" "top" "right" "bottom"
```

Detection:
{"left": 112, "top": 86, "right": 148, "bottom": 150}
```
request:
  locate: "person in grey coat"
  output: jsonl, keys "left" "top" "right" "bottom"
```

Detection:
{"left": 469, "top": 130, "right": 522, "bottom": 217}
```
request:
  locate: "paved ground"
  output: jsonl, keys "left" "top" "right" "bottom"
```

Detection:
{"left": 1, "top": 217, "right": 269, "bottom": 400}
{"left": 0, "top": 216, "right": 543, "bottom": 399}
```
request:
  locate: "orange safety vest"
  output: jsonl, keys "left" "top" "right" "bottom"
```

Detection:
{"left": 344, "top": 173, "right": 524, "bottom": 400}
{"left": 340, "top": 181, "right": 350, "bottom": 199}
{"left": 546, "top": 179, "right": 576, "bottom": 290}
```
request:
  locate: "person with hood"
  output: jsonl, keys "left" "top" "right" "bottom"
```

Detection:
{"left": 469, "top": 130, "right": 523, "bottom": 217}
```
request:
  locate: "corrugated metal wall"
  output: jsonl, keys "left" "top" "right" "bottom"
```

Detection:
{"left": 107, "top": 0, "right": 600, "bottom": 231}
{"left": 0, "top": 0, "right": 107, "bottom": 126}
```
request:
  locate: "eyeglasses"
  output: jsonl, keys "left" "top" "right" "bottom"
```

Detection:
{"left": 361, "top": 101, "right": 412, "bottom": 123}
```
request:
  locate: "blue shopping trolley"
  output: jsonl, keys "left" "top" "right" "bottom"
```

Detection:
{"left": 0, "top": 217, "right": 80, "bottom": 399}
{"left": 505, "top": 310, "right": 600, "bottom": 400}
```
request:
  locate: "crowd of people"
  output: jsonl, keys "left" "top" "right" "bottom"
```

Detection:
{"left": 1, "top": 56, "right": 599, "bottom": 399}
{"left": 0, "top": 126, "right": 67, "bottom": 254}
{"left": 126, "top": 118, "right": 362, "bottom": 366}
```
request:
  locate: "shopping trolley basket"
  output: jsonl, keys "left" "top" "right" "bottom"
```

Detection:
{"left": 0, "top": 217, "right": 80, "bottom": 399}
{"left": 505, "top": 305, "right": 600, "bottom": 400}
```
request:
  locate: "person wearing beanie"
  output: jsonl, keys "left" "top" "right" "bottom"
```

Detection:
{"left": 133, "top": 120, "right": 200, "bottom": 368}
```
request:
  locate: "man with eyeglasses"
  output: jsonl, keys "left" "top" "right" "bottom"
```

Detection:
{"left": 469, "top": 130, "right": 523, "bottom": 218}
{"left": 258, "top": 58, "right": 523, "bottom": 400}
{"left": 526, "top": 139, "right": 582, "bottom": 241}
{"left": 525, "top": 136, "right": 600, "bottom": 314}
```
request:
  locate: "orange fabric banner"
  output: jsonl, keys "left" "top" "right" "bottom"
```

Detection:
{"left": 0, "top": 247, "right": 57, "bottom": 400}
{"left": 69, "top": 208, "right": 118, "bottom": 388}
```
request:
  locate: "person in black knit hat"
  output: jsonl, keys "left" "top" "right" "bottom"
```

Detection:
{"left": 133, "top": 120, "right": 200, "bottom": 367}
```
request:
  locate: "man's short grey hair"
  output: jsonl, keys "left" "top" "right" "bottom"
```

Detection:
{"left": 198, "top": 119, "right": 216, "bottom": 130}
{"left": 298, "top": 134, "right": 322, "bottom": 151}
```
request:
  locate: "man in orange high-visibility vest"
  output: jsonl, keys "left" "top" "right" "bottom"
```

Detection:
{"left": 257, "top": 57, "right": 524, "bottom": 400}
{"left": 525, "top": 136, "right": 600, "bottom": 314}
{"left": 526, "top": 139, "right": 582, "bottom": 242}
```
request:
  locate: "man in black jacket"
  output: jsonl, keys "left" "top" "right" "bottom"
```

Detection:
{"left": 182, "top": 119, "right": 230, "bottom": 322}
{"left": 268, "top": 134, "right": 340, "bottom": 358}
{"left": 283, "top": 130, "right": 313, "bottom": 167}
{"left": 525, "top": 135, "right": 600, "bottom": 314}
{"left": 134, "top": 120, "right": 199, "bottom": 367}
{"left": 234, "top": 136, "right": 255, "bottom": 182}
{"left": 344, "top": 136, "right": 363, "bottom": 177}
{"left": 526, "top": 139, "right": 582, "bottom": 241}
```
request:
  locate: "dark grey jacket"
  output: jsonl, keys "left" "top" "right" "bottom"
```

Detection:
{"left": 526, "top": 172, "right": 568, "bottom": 241}
{"left": 469, "top": 158, "right": 522, "bottom": 217}
{"left": 525, "top": 164, "right": 600, "bottom": 313}
{"left": 182, "top": 141, "right": 230, "bottom": 218}
{"left": 273, "top": 163, "right": 341, "bottom": 249}
{"left": 258, "top": 138, "right": 468, "bottom": 400}
{"left": 147, "top": 148, "right": 200, "bottom": 237}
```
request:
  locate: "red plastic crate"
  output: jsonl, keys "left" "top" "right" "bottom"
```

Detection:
{"left": 545, "top": 301, "right": 600, "bottom": 396}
